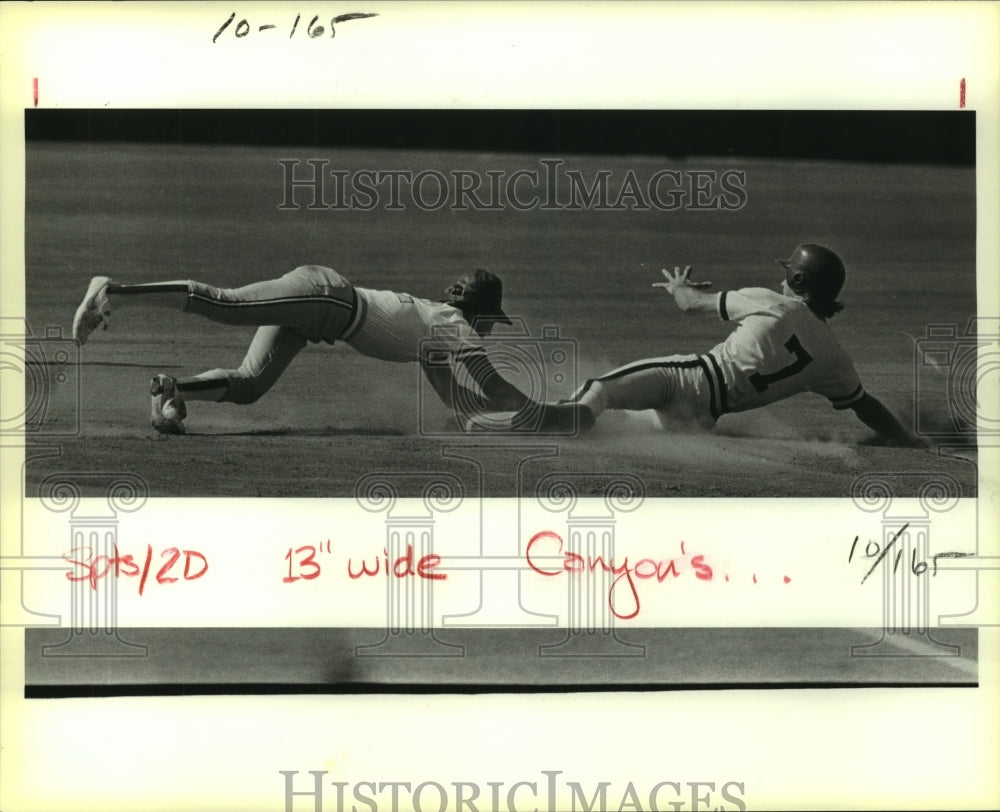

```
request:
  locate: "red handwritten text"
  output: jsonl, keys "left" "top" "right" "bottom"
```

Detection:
{"left": 347, "top": 545, "right": 446, "bottom": 581}
{"left": 63, "top": 544, "right": 208, "bottom": 596}
{"left": 526, "top": 531, "right": 714, "bottom": 620}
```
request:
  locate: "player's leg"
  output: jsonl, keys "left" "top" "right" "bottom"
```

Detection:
{"left": 149, "top": 325, "right": 307, "bottom": 433}
{"left": 181, "top": 270, "right": 355, "bottom": 343}
{"left": 538, "top": 356, "right": 712, "bottom": 434}
{"left": 185, "top": 325, "right": 308, "bottom": 405}
{"left": 577, "top": 360, "right": 676, "bottom": 412}
{"left": 652, "top": 364, "right": 716, "bottom": 430}
{"left": 535, "top": 362, "right": 670, "bottom": 433}
{"left": 72, "top": 265, "right": 355, "bottom": 346}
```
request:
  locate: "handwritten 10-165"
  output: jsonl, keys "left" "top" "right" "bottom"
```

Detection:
{"left": 213, "top": 11, "right": 378, "bottom": 42}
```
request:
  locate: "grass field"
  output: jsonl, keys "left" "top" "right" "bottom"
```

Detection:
{"left": 23, "top": 141, "right": 978, "bottom": 497}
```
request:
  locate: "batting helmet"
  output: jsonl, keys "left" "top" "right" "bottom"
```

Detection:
{"left": 443, "top": 269, "right": 512, "bottom": 326}
{"left": 776, "top": 243, "right": 846, "bottom": 300}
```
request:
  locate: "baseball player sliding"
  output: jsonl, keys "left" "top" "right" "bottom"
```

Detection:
{"left": 72, "top": 265, "right": 532, "bottom": 434}
{"left": 539, "top": 244, "right": 925, "bottom": 447}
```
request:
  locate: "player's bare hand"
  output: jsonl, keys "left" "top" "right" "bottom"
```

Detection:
{"left": 652, "top": 265, "right": 712, "bottom": 294}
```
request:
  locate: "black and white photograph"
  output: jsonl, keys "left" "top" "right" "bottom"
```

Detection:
{"left": 22, "top": 108, "right": 979, "bottom": 499}
{"left": 1, "top": 3, "right": 998, "bottom": 812}
{"left": 19, "top": 107, "right": 983, "bottom": 689}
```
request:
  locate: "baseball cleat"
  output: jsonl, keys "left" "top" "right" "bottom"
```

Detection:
{"left": 537, "top": 403, "right": 596, "bottom": 434}
{"left": 150, "top": 374, "right": 187, "bottom": 435}
{"left": 72, "top": 276, "right": 112, "bottom": 345}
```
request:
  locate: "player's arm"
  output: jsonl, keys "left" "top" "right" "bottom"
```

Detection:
{"left": 421, "top": 349, "right": 532, "bottom": 413}
{"left": 421, "top": 357, "right": 469, "bottom": 409}
{"left": 849, "top": 393, "right": 928, "bottom": 448}
{"left": 652, "top": 265, "right": 717, "bottom": 314}
{"left": 457, "top": 348, "right": 533, "bottom": 412}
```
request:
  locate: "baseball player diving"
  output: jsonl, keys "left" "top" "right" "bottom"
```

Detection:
{"left": 539, "top": 244, "right": 925, "bottom": 447}
{"left": 72, "top": 265, "right": 532, "bottom": 434}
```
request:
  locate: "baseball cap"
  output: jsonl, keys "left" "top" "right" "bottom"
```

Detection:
{"left": 446, "top": 269, "right": 513, "bottom": 325}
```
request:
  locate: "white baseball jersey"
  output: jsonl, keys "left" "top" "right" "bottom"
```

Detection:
{"left": 342, "top": 288, "right": 481, "bottom": 363}
{"left": 700, "top": 287, "right": 864, "bottom": 416}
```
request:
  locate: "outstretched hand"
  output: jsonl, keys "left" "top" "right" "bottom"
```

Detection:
{"left": 652, "top": 265, "right": 713, "bottom": 294}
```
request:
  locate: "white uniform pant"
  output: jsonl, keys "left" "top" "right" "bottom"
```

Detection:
{"left": 182, "top": 265, "right": 355, "bottom": 404}
{"left": 573, "top": 354, "right": 718, "bottom": 429}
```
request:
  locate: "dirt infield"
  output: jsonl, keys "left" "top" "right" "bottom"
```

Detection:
{"left": 23, "top": 141, "right": 978, "bottom": 498}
